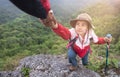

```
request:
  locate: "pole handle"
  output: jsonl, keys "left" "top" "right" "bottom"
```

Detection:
{"left": 106, "top": 34, "right": 112, "bottom": 45}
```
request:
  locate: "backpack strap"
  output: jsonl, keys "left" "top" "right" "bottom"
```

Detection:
{"left": 66, "top": 36, "right": 78, "bottom": 48}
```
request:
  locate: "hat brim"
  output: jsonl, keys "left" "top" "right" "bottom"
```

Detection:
{"left": 70, "top": 19, "right": 95, "bottom": 29}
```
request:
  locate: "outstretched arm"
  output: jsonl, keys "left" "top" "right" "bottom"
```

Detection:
{"left": 90, "top": 30, "right": 112, "bottom": 44}
{"left": 94, "top": 37, "right": 112, "bottom": 44}
{"left": 40, "top": 10, "right": 71, "bottom": 40}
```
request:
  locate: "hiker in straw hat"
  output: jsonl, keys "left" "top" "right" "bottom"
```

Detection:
{"left": 40, "top": 11, "right": 112, "bottom": 71}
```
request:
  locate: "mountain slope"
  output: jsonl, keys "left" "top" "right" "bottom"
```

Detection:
{"left": 0, "top": 0, "right": 102, "bottom": 24}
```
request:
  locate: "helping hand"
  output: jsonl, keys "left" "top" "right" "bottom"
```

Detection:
{"left": 39, "top": 10, "right": 57, "bottom": 28}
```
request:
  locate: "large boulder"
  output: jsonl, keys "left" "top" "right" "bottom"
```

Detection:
{"left": 0, "top": 54, "right": 101, "bottom": 77}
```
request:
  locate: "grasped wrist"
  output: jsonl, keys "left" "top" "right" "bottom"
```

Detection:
{"left": 50, "top": 22, "right": 58, "bottom": 29}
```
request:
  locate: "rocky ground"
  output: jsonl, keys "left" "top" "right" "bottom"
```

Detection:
{"left": 0, "top": 54, "right": 119, "bottom": 77}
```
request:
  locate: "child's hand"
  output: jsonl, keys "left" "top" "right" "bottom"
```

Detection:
{"left": 104, "top": 37, "right": 112, "bottom": 43}
{"left": 39, "top": 10, "right": 57, "bottom": 28}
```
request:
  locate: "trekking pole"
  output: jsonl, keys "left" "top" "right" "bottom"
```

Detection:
{"left": 104, "top": 34, "right": 112, "bottom": 75}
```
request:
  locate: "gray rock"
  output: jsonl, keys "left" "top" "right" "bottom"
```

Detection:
{"left": 105, "top": 69, "right": 120, "bottom": 77}
{"left": 0, "top": 71, "right": 21, "bottom": 77}
{"left": 0, "top": 54, "right": 101, "bottom": 77}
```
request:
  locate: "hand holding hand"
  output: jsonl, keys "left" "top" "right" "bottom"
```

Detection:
{"left": 40, "top": 10, "right": 58, "bottom": 28}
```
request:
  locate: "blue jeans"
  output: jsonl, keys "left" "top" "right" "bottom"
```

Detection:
{"left": 68, "top": 47, "right": 89, "bottom": 66}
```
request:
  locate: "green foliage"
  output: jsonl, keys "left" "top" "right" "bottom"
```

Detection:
{"left": 0, "top": 14, "right": 67, "bottom": 70}
{"left": 115, "top": 38, "right": 120, "bottom": 54}
{"left": 0, "top": 2, "right": 120, "bottom": 73}
{"left": 109, "top": 58, "right": 119, "bottom": 68}
{"left": 21, "top": 67, "right": 30, "bottom": 77}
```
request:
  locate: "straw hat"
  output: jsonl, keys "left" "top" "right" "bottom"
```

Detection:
{"left": 70, "top": 13, "right": 95, "bottom": 29}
